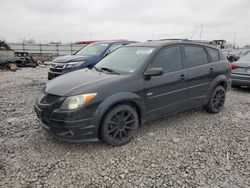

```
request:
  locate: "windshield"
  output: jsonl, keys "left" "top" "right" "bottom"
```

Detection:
{"left": 75, "top": 43, "right": 109, "bottom": 56}
{"left": 95, "top": 47, "right": 155, "bottom": 74}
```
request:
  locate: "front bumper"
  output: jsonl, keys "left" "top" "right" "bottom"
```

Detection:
{"left": 231, "top": 73, "right": 250, "bottom": 87}
{"left": 34, "top": 94, "right": 99, "bottom": 143}
{"left": 48, "top": 66, "right": 85, "bottom": 80}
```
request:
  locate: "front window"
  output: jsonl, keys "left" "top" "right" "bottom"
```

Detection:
{"left": 95, "top": 47, "right": 155, "bottom": 74}
{"left": 75, "top": 43, "right": 109, "bottom": 56}
{"left": 150, "top": 46, "right": 183, "bottom": 73}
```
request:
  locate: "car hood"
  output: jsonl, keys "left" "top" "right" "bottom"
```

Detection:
{"left": 46, "top": 69, "right": 119, "bottom": 96}
{"left": 53, "top": 55, "right": 94, "bottom": 63}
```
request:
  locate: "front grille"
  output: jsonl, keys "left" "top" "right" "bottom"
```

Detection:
{"left": 55, "top": 64, "right": 65, "bottom": 69}
{"left": 50, "top": 63, "right": 66, "bottom": 72}
{"left": 50, "top": 68, "right": 63, "bottom": 72}
{"left": 41, "top": 93, "right": 60, "bottom": 104}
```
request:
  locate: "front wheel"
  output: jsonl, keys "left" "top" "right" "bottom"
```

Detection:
{"left": 205, "top": 85, "right": 226, "bottom": 113}
{"left": 100, "top": 105, "right": 139, "bottom": 146}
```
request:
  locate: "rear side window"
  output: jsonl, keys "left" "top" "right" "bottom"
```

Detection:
{"left": 151, "top": 46, "right": 183, "bottom": 73}
{"left": 206, "top": 47, "right": 219, "bottom": 62}
{"left": 184, "top": 45, "right": 208, "bottom": 67}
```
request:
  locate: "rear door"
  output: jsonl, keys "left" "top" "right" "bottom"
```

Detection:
{"left": 183, "top": 44, "right": 217, "bottom": 106}
{"left": 144, "top": 45, "right": 188, "bottom": 118}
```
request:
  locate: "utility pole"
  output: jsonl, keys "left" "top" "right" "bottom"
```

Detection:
{"left": 199, "top": 24, "right": 203, "bottom": 39}
{"left": 90, "top": 32, "right": 93, "bottom": 40}
{"left": 191, "top": 26, "right": 197, "bottom": 39}
{"left": 233, "top": 32, "right": 236, "bottom": 49}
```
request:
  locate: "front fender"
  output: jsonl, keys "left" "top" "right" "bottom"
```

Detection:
{"left": 92, "top": 92, "right": 146, "bottom": 132}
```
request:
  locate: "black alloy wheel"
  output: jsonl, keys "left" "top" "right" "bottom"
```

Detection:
{"left": 205, "top": 85, "right": 226, "bottom": 113}
{"left": 100, "top": 105, "right": 139, "bottom": 146}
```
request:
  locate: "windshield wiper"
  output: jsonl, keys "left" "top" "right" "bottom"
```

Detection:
{"left": 93, "top": 66, "right": 103, "bottom": 72}
{"left": 100, "top": 67, "right": 120, "bottom": 75}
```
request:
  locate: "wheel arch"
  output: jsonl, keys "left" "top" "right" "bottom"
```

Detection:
{"left": 92, "top": 92, "right": 146, "bottom": 138}
{"left": 206, "top": 75, "right": 229, "bottom": 103}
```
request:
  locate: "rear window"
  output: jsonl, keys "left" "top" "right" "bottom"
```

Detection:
{"left": 206, "top": 47, "right": 219, "bottom": 62}
{"left": 184, "top": 45, "right": 208, "bottom": 67}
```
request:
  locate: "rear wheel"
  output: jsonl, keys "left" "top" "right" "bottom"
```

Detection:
{"left": 205, "top": 85, "right": 226, "bottom": 113}
{"left": 100, "top": 105, "right": 139, "bottom": 146}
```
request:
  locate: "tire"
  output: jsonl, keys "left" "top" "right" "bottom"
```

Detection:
{"left": 205, "top": 85, "right": 226, "bottom": 114}
{"left": 100, "top": 105, "right": 139, "bottom": 146}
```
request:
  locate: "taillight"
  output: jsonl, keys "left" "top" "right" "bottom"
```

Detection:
{"left": 229, "top": 63, "right": 238, "bottom": 70}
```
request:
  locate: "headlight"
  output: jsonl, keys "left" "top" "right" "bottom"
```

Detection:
{"left": 60, "top": 93, "right": 97, "bottom": 110}
{"left": 65, "top": 61, "right": 84, "bottom": 68}
{"left": 50, "top": 62, "right": 57, "bottom": 69}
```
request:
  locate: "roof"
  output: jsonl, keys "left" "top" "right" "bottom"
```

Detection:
{"left": 94, "top": 40, "right": 136, "bottom": 44}
{"left": 75, "top": 40, "right": 136, "bottom": 45}
{"left": 74, "top": 40, "right": 100, "bottom": 44}
{"left": 127, "top": 41, "right": 168, "bottom": 47}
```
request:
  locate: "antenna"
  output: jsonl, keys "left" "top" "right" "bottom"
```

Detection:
{"left": 233, "top": 32, "right": 236, "bottom": 49}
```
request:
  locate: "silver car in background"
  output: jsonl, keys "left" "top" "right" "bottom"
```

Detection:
{"left": 231, "top": 53, "right": 250, "bottom": 87}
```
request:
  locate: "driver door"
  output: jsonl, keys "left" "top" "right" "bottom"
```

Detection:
{"left": 144, "top": 45, "right": 188, "bottom": 118}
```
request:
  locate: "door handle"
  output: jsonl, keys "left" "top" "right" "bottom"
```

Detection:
{"left": 179, "top": 74, "right": 186, "bottom": 80}
{"left": 209, "top": 68, "right": 214, "bottom": 73}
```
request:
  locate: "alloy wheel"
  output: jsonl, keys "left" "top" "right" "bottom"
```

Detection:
{"left": 212, "top": 88, "right": 225, "bottom": 111}
{"left": 107, "top": 109, "right": 137, "bottom": 141}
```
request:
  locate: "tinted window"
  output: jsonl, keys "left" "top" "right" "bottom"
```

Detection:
{"left": 206, "top": 47, "right": 219, "bottom": 62}
{"left": 75, "top": 43, "right": 109, "bottom": 56}
{"left": 151, "top": 46, "right": 182, "bottom": 73}
{"left": 184, "top": 45, "right": 208, "bottom": 67}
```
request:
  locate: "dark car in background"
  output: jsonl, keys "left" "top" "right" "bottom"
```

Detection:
{"left": 222, "top": 49, "right": 240, "bottom": 63}
{"left": 231, "top": 53, "right": 250, "bottom": 87}
{"left": 35, "top": 40, "right": 231, "bottom": 146}
{"left": 0, "top": 41, "right": 17, "bottom": 70}
{"left": 48, "top": 40, "right": 134, "bottom": 80}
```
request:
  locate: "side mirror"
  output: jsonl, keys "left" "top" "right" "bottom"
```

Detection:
{"left": 144, "top": 67, "right": 163, "bottom": 77}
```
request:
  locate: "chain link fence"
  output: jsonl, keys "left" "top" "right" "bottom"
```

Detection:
{"left": 8, "top": 43, "right": 87, "bottom": 56}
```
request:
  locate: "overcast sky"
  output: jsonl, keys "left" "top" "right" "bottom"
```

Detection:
{"left": 0, "top": 0, "right": 249, "bottom": 46}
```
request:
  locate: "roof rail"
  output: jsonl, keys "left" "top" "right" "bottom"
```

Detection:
{"left": 147, "top": 39, "right": 217, "bottom": 46}
{"left": 189, "top": 40, "right": 217, "bottom": 45}
{"left": 147, "top": 38, "right": 188, "bottom": 42}
{"left": 159, "top": 38, "right": 189, "bottom": 41}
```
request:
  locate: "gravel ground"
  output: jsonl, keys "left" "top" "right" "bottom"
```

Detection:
{"left": 0, "top": 68, "right": 249, "bottom": 188}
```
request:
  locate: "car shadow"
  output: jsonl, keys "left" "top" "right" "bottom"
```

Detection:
{"left": 231, "top": 86, "right": 250, "bottom": 93}
{"left": 45, "top": 107, "right": 206, "bottom": 152}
